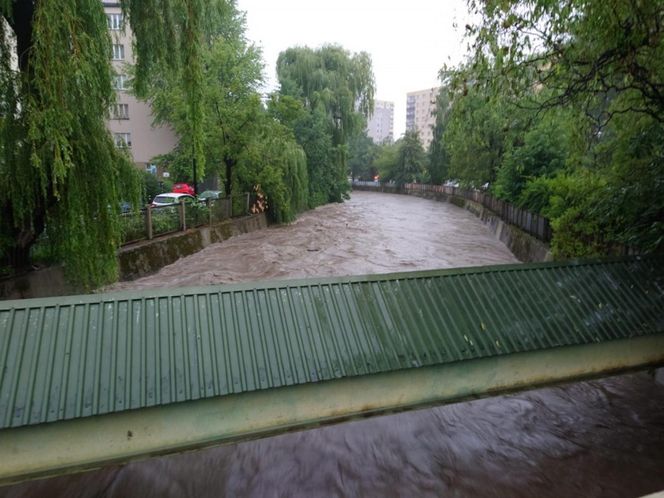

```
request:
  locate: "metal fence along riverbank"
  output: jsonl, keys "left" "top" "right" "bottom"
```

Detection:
{"left": 120, "top": 193, "right": 256, "bottom": 246}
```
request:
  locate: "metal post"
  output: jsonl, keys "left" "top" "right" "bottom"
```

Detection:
{"left": 246, "top": 192, "right": 250, "bottom": 215}
{"left": 207, "top": 198, "right": 212, "bottom": 226}
{"left": 146, "top": 205, "right": 153, "bottom": 240}
{"left": 179, "top": 200, "right": 186, "bottom": 231}
{"left": 192, "top": 143, "right": 198, "bottom": 196}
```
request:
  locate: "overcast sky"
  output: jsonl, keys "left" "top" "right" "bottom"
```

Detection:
{"left": 236, "top": 0, "right": 473, "bottom": 138}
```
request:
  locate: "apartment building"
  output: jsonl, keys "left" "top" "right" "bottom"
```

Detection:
{"left": 103, "top": 2, "right": 177, "bottom": 170}
{"left": 366, "top": 100, "right": 394, "bottom": 144}
{"left": 405, "top": 87, "right": 439, "bottom": 149}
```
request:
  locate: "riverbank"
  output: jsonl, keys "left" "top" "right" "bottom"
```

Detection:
{"left": 0, "top": 213, "right": 268, "bottom": 300}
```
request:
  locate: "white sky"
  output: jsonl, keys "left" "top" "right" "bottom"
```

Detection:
{"left": 236, "top": 0, "right": 473, "bottom": 138}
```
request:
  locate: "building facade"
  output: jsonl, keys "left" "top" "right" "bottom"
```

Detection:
{"left": 103, "top": 2, "right": 177, "bottom": 169}
{"left": 366, "top": 100, "right": 394, "bottom": 144}
{"left": 405, "top": 87, "right": 439, "bottom": 149}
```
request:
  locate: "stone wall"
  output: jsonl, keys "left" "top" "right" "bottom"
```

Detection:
{"left": 0, "top": 213, "right": 268, "bottom": 300}
{"left": 119, "top": 213, "right": 267, "bottom": 280}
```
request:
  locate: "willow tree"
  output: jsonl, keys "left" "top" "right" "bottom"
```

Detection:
{"left": 147, "top": 0, "right": 264, "bottom": 197}
{"left": 0, "top": 0, "right": 207, "bottom": 287}
{"left": 276, "top": 45, "right": 375, "bottom": 203}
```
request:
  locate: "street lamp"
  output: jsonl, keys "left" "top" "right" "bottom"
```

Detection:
{"left": 192, "top": 142, "right": 197, "bottom": 195}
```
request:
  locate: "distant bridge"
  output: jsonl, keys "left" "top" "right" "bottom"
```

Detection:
{"left": 0, "top": 257, "right": 663, "bottom": 484}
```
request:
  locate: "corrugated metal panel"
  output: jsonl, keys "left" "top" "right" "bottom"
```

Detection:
{"left": 1, "top": 257, "right": 663, "bottom": 430}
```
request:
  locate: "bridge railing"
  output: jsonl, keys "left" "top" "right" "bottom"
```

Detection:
{"left": 1, "top": 257, "right": 662, "bottom": 483}
{"left": 354, "top": 181, "right": 553, "bottom": 243}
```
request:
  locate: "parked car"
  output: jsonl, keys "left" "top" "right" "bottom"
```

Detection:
{"left": 197, "top": 190, "right": 223, "bottom": 202}
{"left": 172, "top": 183, "right": 195, "bottom": 196}
{"left": 151, "top": 193, "right": 196, "bottom": 207}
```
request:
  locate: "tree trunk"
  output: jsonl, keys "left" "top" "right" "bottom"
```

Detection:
{"left": 4, "top": 1, "right": 38, "bottom": 272}
{"left": 8, "top": 245, "right": 32, "bottom": 271}
{"left": 2, "top": 210, "right": 37, "bottom": 271}
{"left": 9, "top": 0, "right": 36, "bottom": 74}
{"left": 224, "top": 157, "right": 235, "bottom": 197}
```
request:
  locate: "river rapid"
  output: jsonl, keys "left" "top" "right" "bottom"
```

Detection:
{"left": 2, "top": 191, "right": 663, "bottom": 497}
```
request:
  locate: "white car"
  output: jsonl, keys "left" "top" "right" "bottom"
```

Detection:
{"left": 150, "top": 193, "right": 196, "bottom": 207}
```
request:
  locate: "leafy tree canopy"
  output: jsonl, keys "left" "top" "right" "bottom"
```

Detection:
{"left": 0, "top": 0, "right": 233, "bottom": 286}
{"left": 276, "top": 45, "right": 375, "bottom": 204}
{"left": 427, "top": 0, "right": 664, "bottom": 257}
{"left": 347, "top": 131, "right": 378, "bottom": 181}
{"left": 147, "top": 0, "right": 264, "bottom": 195}
{"left": 467, "top": 0, "right": 664, "bottom": 124}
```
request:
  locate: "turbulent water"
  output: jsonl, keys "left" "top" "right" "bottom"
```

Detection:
{"left": 3, "top": 191, "right": 664, "bottom": 497}
{"left": 107, "top": 191, "right": 518, "bottom": 291}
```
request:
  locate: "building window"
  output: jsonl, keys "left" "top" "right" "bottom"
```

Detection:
{"left": 107, "top": 13, "right": 123, "bottom": 30}
{"left": 112, "top": 103, "right": 129, "bottom": 120}
{"left": 113, "top": 74, "right": 127, "bottom": 90}
{"left": 112, "top": 44, "right": 124, "bottom": 60}
{"left": 114, "top": 133, "right": 131, "bottom": 148}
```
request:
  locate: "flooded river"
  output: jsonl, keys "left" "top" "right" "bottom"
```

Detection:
{"left": 3, "top": 191, "right": 664, "bottom": 497}
{"left": 107, "top": 191, "right": 517, "bottom": 290}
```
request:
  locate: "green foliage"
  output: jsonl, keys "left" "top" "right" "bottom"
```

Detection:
{"left": 437, "top": 0, "right": 664, "bottom": 257}
{"left": 444, "top": 83, "right": 508, "bottom": 187}
{"left": 538, "top": 172, "right": 609, "bottom": 258}
{"left": 493, "top": 114, "right": 569, "bottom": 203}
{"left": 152, "top": 147, "right": 197, "bottom": 184}
{"left": 289, "top": 105, "right": 341, "bottom": 206}
{"left": 393, "top": 131, "right": 427, "bottom": 187}
{"left": 151, "top": 208, "right": 180, "bottom": 236}
{"left": 592, "top": 113, "right": 664, "bottom": 252}
{"left": 237, "top": 119, "right": 309, "bottom": 224}
{"left": 514, "top": 176, "right": 553, "bottom": 214}
{"left": 276, "top": 45, "right": 375, "bottom": 206}
{"left": 348, "top": 132, "right": 378, "bottom": 181}
{"left": 185, "top": 201, "right": 209, "bottom": 227}
{"left": 467, "top": 0, "right": 664, "bottom": 124}
{"left": 0, "top": 0, "right": 224, "bottom": 286}
{"left": 0, "top": 0, "right": 141, "bottom": 287}
{"left": 428, "top": 89, "right": 452, "bottom": 184}
{"left": 119, "top": 211, "right": 146, "bottom": 244}
{"left": 374, "top": 141, "right": 399, "bottom": 182}
{"left": 142, "top": 171, "right": 163, "bottom": 205}
{"left": 147, "top": 1, "right": 263, "bottom": 193}
{"left": 145, "top": 1, "right": 310, "bottom": 223}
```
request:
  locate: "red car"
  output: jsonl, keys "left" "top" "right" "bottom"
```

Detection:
{"left": 172, "top": 183, "right": 195, "bottom": 196}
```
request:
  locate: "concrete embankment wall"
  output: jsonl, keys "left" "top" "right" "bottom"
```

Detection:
{"left": 0, "top": 213, "right": 267, "bottom": 300}
{"left": 353, "top": 185, "right": 552, "bottom": 263}
{"left": 119, "top": 213, "right": 267, "bottom": 281}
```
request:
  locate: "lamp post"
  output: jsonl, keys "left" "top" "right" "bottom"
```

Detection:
{"left": 192, "top": 143, "right": 198, "bottom": 195}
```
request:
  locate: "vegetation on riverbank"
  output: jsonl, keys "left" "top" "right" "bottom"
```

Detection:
{"left": 4, "top": 0, "right": 658, "bottom": 285}
{"left": 353, "top": 0, "right": 663, "bottom": 258}
{"left": 0, "top": 1, "right": 374, "bottom": 287}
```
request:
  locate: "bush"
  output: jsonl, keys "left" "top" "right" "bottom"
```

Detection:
{"left": 539, "top": 172, "right": 610, "bottom": 258}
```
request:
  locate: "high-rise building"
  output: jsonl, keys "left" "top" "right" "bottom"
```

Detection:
{"left": 405, "top": 87, "right": 439, "bottom": 149}
{"left": 103, "top": 2, "right": 177, "bottom": 170}
{"left": 367, "top": 100, "right": 394, "bottom": 144}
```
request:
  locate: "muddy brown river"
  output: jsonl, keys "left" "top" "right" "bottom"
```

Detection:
{"left": 2, "top": 191, "right": 663, "bottom": 497}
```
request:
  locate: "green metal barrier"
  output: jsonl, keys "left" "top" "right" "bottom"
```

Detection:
{"left": 1, "top": 257, "right": 663, "bottom": 483}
